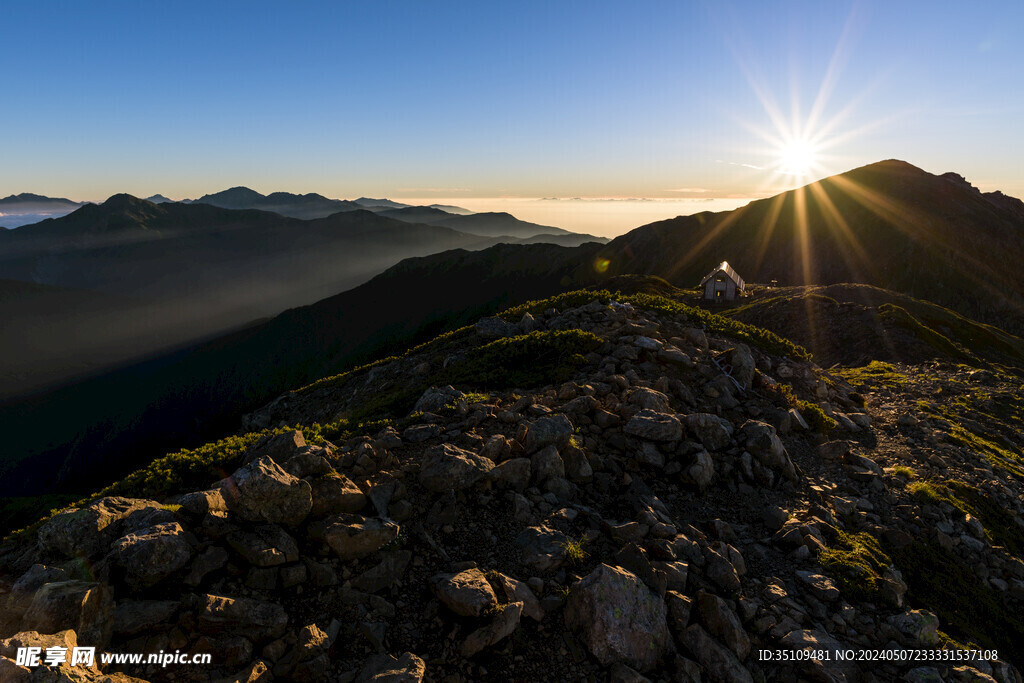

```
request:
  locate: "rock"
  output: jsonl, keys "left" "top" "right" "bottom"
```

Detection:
{"left": 681, "top": 623, "right": 753, "bottom": 683}
{"left": 22, "top": 581, "right": 113, "bottom": 648}
{"left": 665, "top": 591, "right": 693, "bottom": 632}
{"left": 727, "top": 344, "right": 755, "bottom": 389}
{"left": 685, "top": 450, "right": 715, "bottom": 490}
{"left": 889, "top": 610, "right": 939, "bottom": 645}
{"left": 356, "top": 651, "right": 426, "bottom": 682}
{"left": 627, "top": 387, "right": 672, "bottom": 412}
{"left": 0, "top": 630, "right": 88, "bottom": 679}
{"left": 222, "top": 456, "right": 312, "bottom": 526}
{"left": 491, "top": 457, "right": 532, "bottom": 491}
{"left": 113, "top": 521, "right": 195, "bottom": 589}
{"left": 704, "top": 547, "right": 741, "bottom": 593}
{"left": 516, "top": 525, "right": 569, "bottom": 572}
{"left": 185, "top": 545, "right": 229, "bottom": 587}
{"left": 321, "top": 514, "right": 400, "bottom": 561}
{"left": 460, "top": 601, "right": 523, "bottom": 657}
{"left": 788, "top": 408, "right": 810, "bottom": 431}
{"left": 696, "top": 591, "right": 750, "bottom": 660}
{"left": 903, "top": 667, "right": 944, "bottom": 683}
{"left": 481, "top": 435, "right": 513, "bottom": 462}
{"left": 353, "top": 551, "right": 412, "bottom": 593}
{"left": 419, "top": 443, "right": 494, "bottom": 492}
{"left": 531, "top": 444, "right": 565, "bottom": 482}
{"left": 413, "top": 385, "right": 463, "bottom": 413}
{"left": 431, "top": 568, "right": 498, "bottom": 617}
{"left": 475, "top": 316, "right": 517, "bottom": 339}
{"left": 741, "top": 421, "right": 787, "bottom": 468}
{"left": 113, "top": 599, "right": 180, "bottom": 636}
{"left": 196, "top": 594, "right": 288, "bottom": 643}
{"left": 524, "top": 414, "right": 574, "bottom": 453}
{"left": 796, "top": 571, "right": 840, "bottom": 602}
{"left": 11, "top": 564, "right": 69, "bottom": 594}
{"left": 309, "top": 473, "right": 367, "bottom": 517}
{"left": 564, "top": 563, "right": 670, "bottom": 672}
{"left": 179, "top": 489, "right": 228, "bottom": 517}
{"left": 227, "top": 525, "right": 299, "bottom": 567}
{"left": 492, "top": 572, "right": 544, "bottom": 622}
{"left": 761, "top": 506, "right": 789, "bottom": 531}
{"left": 780, "top": 628, "right": 845, "bottom": 661}
{"left": 37, "top": 497, "right": 162, "bottom": 559}
{"left": 247, "top": 429, "right": 307, "bottom": 465}
{"left": 624, "top": 410, "right": 683, "bottom": 442}
{"left": 684, "top": 413, "right": 734, "bottom": 451}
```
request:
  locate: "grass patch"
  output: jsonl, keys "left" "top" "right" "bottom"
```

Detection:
{"left": 817, "top": 530, "right": 892, "bottom": 603}
{"left": 833, "top": 360, "right": 910, "bottom": 392}
{"left": 761, "top": 381, "right": 837, "bottom": 433}
{"left": 878, "top": 303, "right": 978, "bottom": 363}
{"left": 892, "top": 465, "right": 916, "bottom": 479}
{"left": 886, "top": 540, "right": 1024, "bottom": 667}
{"left": 558, "top": 536, "right": 589, "bottom": 566}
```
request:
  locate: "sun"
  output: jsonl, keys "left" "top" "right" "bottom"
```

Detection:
{"left": 777, "top": 139, "right": 819, "bottom": 178}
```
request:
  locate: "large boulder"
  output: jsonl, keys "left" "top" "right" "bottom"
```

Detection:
{"left": 681, "top": 623, "right": 753, "bottom": 683}
{"left": 321, "top": 514, "right": 400, "bottom": 561}
{"left": 461, "top": 601, "right": 523, "bottom": 657}
{"left": 37, "top": 497, "right": 163, "bottom": 559}
{"left": 419, "top": 443, "right": 494, "bottom": 492}
{"left": 695, "top": 591, "right": 750, "bottom": 660}
{"left": 684, "top": 414, "right": 734, "bottom": 451}
{"left": 113, "top": 600, "right": 180, "bottom": 637}
{"left": 196, "top": 594, "right": 288, "bottom": 643}
{"left": 491, "top": 458, "right": 531, "bottom": 491}
{"left": 727, "top": 344, "right": 755, "bottom": 390}
{"left": 221, "top": 456, "right": 312, "bottom": 526}
{"left": 564, "top": 564, "right": 670, "bottom": 672}
{"left": 113, "top": 521, "right": 195, "bottom": 589}
{"left": 412, "top": 385, "right": 464, "bottom": 414}
{"left": 624, "top": 410, "right": 683, "bottom": 442}
{"left": 310, "top": 473, "right": 367, "bottom": 517}
{"left": 227, "top": 525, "right": 300, "bottom": 567}
{"left": 431, "top": 568, "right": 498, "bottom": 617}
{"left": 21, "top": 581, "right": 114, "bottom": 648}
{"left": 626, "top": 387, "right": 672, "bottom": 412}
{"left": 523, "top": 414, "right": 574, "bottom": 453}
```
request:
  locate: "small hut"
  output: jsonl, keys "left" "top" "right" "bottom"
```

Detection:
{"left": 700, "top": 261, "right": 745, "bottom": 302}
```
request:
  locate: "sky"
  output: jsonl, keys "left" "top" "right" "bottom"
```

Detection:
{"left": 2, "top": 1, "right": 1022, "bottom": 236}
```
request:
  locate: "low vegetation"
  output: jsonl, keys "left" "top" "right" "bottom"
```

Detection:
{"left": 817, "top": 530, "right": 892, "bottom": 603}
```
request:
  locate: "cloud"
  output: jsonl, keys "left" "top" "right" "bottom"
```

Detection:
{"left": 715, "top": 160, "right": 765, "bottom": 170}
{"left": 665, "top": 187, "right": 709, "bottom": 193}
{"left": 395, "top": 187, "right": 471, "bottom": 192}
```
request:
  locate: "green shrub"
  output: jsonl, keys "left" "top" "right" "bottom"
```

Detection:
{"left": 818, "top": 530, "right": 891, "bottom": 602}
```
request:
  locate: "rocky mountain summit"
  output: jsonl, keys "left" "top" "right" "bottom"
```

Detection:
{"left": 2, "top": 292, "right": 1023, "bottom": 682}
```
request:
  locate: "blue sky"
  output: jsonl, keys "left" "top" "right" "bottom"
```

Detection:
{"left": 2, "top": 1, "right": 1021, "bottom": 213}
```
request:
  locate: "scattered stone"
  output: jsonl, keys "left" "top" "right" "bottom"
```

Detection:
{"left": 431, "top": 568, "right": 498, "bottom": 617}
{"left": 624, "top": 410, "right": 683, "bottom": 442}
{"left": 356, "top": 651, "right": 426, "bottom": 682}
{"left": 321, "top": 514, "right": 401, "bottom": 561}
{"left": 460, "top": 601, "right": 523, "bottom": 657}
{"left": 222, "top": 456, "right": 312, "bottom": 526}
{"left": 419, "top": 443, "right": 494, "bottom": 492}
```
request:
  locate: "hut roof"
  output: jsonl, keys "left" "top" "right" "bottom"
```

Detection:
{"left": 699, "top": 261, "right": 745, "bottom": 289}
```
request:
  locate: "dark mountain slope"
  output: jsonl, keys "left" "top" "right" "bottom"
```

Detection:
{"left": 598, "top": 160, "right": 1024, "bottom": 333}
{"left": 431, "top": 211, "right": 570, "bottom": 237}
{"left": 0, "top": 242, "right": 602, "bottom": 497}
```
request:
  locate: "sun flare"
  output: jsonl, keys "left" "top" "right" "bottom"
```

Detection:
{"left": 777, "top": 139, "right": 819, "bottom": 177}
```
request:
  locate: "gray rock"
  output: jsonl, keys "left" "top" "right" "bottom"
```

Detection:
{"left": 796, "top": 571, "right": 840, "bottom": 602}
{"left": 684, "top": 413, "right": 734, "bottom": 451}
{"left": 113, "top": 521, "right": 195, "bottom": 589}
{"left": 627, "top": 387, "right": 672, "bottom": 412}
{"left": 412, "top": 385, "right": 464, "bottom": 413}
{"left": 356, "top": 651, "right": 426, "bottom": 682}
{"left": 696, "top": 591, "right": 750, "bottom": 660}
{"left": 516, "top": 525, "right": 569, "bottom": 572}
{"left": 460, "top": 601, "right": 523, "bottom": 657}
{"left": 431, "top": 568, "right": 498, "bottom": 617}
{"left": 524, "top": 414, "right": 574, "bottom": 453}
{"left": 531, "top": 444, "right": 565, "bottom": 482}
{"left": 624, "top": 410, "right": 683, "bottom": 442}
{"left": 419, "top": 443, "right": 494, "bottom": 492}
{"left": 37, "top": 497, "right": 163, "bottom": 559}
{"left": 704, "top": 547, "right": 741, "bottom": 593}
{"left": 681, "top": 623, "right": 753, "bottom": 683}
{"left": 196, "top": 594, "right": 288, "bottom": 643}
{"left": 491, "top": 457, "right": 532, "bottom": 491}
{"left": 309, "top": 473, "right": 367, "bottom": 517}
{"left": 686, "top": 450, "right": 715, "bottom": 490}
{"left": 22, "top": 581, "right": 114, "bottom": 648}
{"left": 222, "top": 456, "right": 312, "bottom": 526}
{"left": 564, "top": 563, "right": 670, "bottom": 672}
{"left": 185, "top": 545, "right": 229, "bottom": 587}
{"left": 475, "top": 316, "right": 517, "bottom": 339}
{"left": 226, "top": 525, "right": 299, "bottom": 567}
{"left": 889, "top": 610, "right": 939, "bottom": 645}
{"left": 492, "top": 572, "right": 544, "bottom": 622}
{"left": 322, "top": 514, "right": 400, "bottom": 561}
